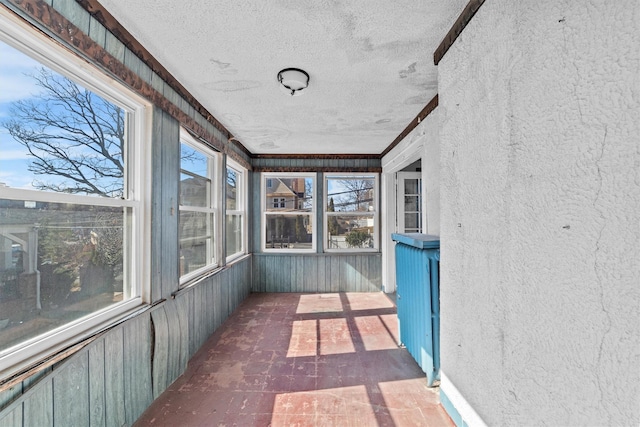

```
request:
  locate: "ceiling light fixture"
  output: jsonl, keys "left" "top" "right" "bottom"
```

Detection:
{"left": 277, "top": 68, "right": 309, "bottom": 96}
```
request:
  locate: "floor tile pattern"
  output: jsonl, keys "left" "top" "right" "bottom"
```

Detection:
{"left": 134, "top": 292, "right": 453, "bottom": 427}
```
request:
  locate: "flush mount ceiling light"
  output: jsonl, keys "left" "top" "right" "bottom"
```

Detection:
{"left": 277, "top": 68, "right": 309, "bottom": 96}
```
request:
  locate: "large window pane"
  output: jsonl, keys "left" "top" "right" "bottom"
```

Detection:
{"left": 226, "top": 214, "right": 242, "bottom": 256}
{"left": 325, "top": 174, "right": 378, "bottom": 252}
{"left": 179, "top": 211, "right": 213, "bottom": 275}
{"left": 326, "top": 177, "right": 375, "bottom": 212}
{"left": 263, "top": 173, "right": 315, "bottom": 252}
{"left": 180, "top": 144, "right": 211, "bottom": 208}
{"left": 179, "top": 132, "right": 219, "bottom": 281}
{"left": 326, "top": 214, "right": 374, "bottom": 249}
{"left": 0, "top": 199, "right": 126, "bottom": 351}
{"left": 225, "top": 163, "right": 245, "bottom": 261}
{"left": 0, "top": 41, "right": 125, "bottom": 198}
{"left": 265, "top": 215, "right": 313, "bottom": 249}
{"left": 0, "top": 16, "right": 148, "bottom": 378}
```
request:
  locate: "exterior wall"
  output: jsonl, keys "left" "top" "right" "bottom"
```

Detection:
{"left": 381, "top": 109, "right": 440, "bottom": 292}
{"left": 438, "top": 1, "right": 640, "bottom": 425}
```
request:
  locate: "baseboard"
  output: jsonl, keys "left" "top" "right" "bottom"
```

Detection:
{"left": 440, "top": 371, "right": 488, "bottom": 427}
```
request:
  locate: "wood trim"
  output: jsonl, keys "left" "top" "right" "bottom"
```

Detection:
{"left": 228, "top": 137, "right": 254, "bottom": 158}
{"left": 252, "top": 166, "right": 382, "bottom": 173}
{"left": 379, "top": 94, "right": 438, "bottom": 159}
{"left": 2, "top": 0, "right": 251, "bottom": 170}
{"left": 252, "top": 154, "right": 380, "bottom": 160}
{"left": 433, "top": 0, "right": 486, "bottom": 65}
{"left": 74, "top": 0, "right": 238, "bottom": 143}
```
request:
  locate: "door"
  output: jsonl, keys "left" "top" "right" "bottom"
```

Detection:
{"left": 396, "top": 172, "right": 422, "bottom": 233}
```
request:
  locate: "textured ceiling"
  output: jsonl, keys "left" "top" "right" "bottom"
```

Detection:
{"left": 96, "top": 0, "right": 467, "bottom": 154}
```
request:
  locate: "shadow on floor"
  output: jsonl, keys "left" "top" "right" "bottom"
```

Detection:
{"left": 134, "top": 292, "right": 453, "bottom": 427}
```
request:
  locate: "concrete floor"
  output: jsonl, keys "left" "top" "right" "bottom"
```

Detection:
{"left": 134, "top": 292, "right": 453, "bottom": 426}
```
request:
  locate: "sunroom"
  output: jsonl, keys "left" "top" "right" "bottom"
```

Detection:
{"left": 0, "top": 1, "right": 638, "bottom": 426}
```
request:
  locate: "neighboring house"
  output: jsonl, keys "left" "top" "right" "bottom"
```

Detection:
{"left": 265, "top": 177, "right": 306, "bottom": 212}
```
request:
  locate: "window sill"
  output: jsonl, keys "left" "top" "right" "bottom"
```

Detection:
{"left": 0, "top": 300, "right": 154, "bottom": 391}
{"left": 175, "top": 253, "right": 251, "bottom": 297}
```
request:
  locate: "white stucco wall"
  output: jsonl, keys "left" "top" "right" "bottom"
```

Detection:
{"left": 438, "top": 1, "right": 640, "bottom": 425}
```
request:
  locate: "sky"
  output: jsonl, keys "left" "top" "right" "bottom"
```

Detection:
{"left": 0, "top": 39, "right": 124, "bottom": 197}
{"left": 0, "top": 40, "right": 41, "bottom": 190}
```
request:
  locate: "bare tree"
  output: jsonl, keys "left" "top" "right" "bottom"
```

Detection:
{"left": 335, "top": 179, "right": 374, "bottom": 212}
{"left": 3, "top": 67, "right": 125, "bottom": 197}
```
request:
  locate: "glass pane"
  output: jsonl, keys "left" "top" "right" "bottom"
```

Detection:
{"left": 326, "top": 214, "right": 374, "bottom": 249}
{"left": 179, "top": 173, "right": 210, "bottom": 207}
{"left": 326, "top": 177, "right": 375, "bottom": 212}
{"left": 264, "top": 177, "right": 313, "bottom": 212}
{"left": 179, "top": 211, "right": 213, "bottom": 275}
{"left": 404, "top": 179, "right": 420, "bottom": 195}
{"left": 0, "top": 199, "right": 126, "bottom": 352}
{"left": 180, "top": 144, "right": 209, "bottom": 177}
{"left": 404, "top": 195, "right": 420, "bottom": 212}
{"left": 180, "top": 143, "right": 212, "bottom": 208}
{"left": 226, "top": 168, "right": 238, "bottom": 210}
{"left": 225, "top": 214, "right": 242, "bottom": 258}
{"left": 0, "top": 41, "right": 126, "bottom": 198}
{"left": 405, "top": 213, "right": 420, "bottom": 229}
{"left": 265, "top": 214, "right": 312, "bottom": 249}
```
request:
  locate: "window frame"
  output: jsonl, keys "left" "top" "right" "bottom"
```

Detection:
{"left": 0, "top": 9, "right": 151, "bottom": 378}
{"left": 261, "top": 172, "right": 316, "bottom": 253}
{"left": 178, "top": 129, "right": 222, "bottom": 286}
{"left": 324, "top": 173, "right": 379, "bottom": 252}
{"left": 225, "top": 158, "right": 247, "bottom": 263}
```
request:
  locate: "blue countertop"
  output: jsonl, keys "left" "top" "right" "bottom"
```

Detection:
{"left": 391, "top": 233, "right": 440, "bottom": 249}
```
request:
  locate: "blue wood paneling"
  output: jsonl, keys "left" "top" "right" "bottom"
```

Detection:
{"left": 0, "top": 256, "right": 252, "bottom": 427}
{"left": 252, "top": 253, "right": 382, "bottom": 293}
{"left": 151, "top": 107, "right": 180, "bottom": 301}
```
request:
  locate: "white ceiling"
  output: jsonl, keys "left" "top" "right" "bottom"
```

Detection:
{"left": 97, "top": 0, "right": 467, "bottom": 155}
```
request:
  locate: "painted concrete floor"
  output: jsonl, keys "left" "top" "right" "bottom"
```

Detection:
{"left": 134, "top": 292, "right": 453, "bottom": 427}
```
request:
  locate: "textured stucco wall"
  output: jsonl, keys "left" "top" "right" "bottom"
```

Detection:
{"left": 421, "top": 109, "right": 441, "bottom": 236}
{"left": 438, "top": 0, "right": 640, "bottom": 425}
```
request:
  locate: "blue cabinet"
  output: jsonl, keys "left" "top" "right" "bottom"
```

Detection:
{"left": 392, "top": 233, "right": 440, "bottom": 386}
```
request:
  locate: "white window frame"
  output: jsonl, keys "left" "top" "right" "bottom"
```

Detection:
{"left": 225, "top": 158, "right": 247, "bottom": 263}
{"left": 0, "top": 9, "right": 151, "bottom": 378}
{"left": 261, "top": 172, "right": 316, "bottom": 253}
{"left": 324, "top": 173, "right": 379, "bottom": 252}
{"left": 179, "top": 129, "right": 222, "bottom": 285}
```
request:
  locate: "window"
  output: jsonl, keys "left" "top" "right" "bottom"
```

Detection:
{"left": 0, "top": 10, "right": 150, "bottom": 376}
{"left": 225, "top": 159, "right": 246, "bottom": 262}
{"left": 262, "top": 173, "right": 315, "bottom": 251}
{"left": 325, "top": 174, "right": 378, "bottom": 251}
{"left": 179, "top": 130, "right": 221, "bottom": 283}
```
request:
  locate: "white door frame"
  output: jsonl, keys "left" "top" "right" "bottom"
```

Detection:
{"left": 381, "top": 137, "right": 426, "bottom": 293}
